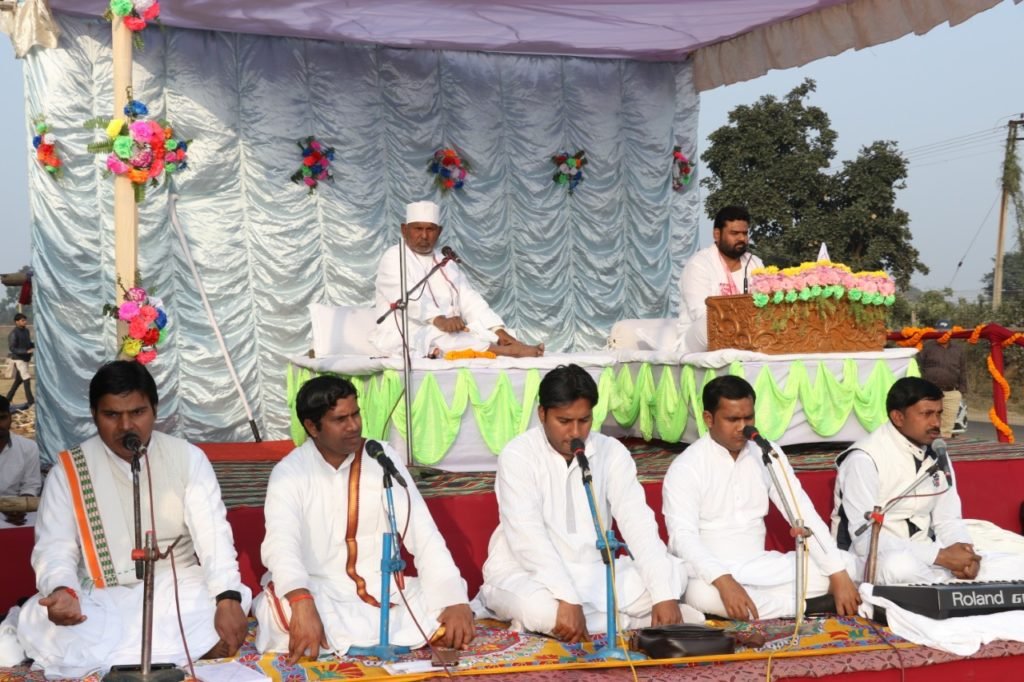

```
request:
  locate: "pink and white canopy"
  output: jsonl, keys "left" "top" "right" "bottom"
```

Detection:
{"left": 45, "top": 0, "right": 1013, "bottom": 89}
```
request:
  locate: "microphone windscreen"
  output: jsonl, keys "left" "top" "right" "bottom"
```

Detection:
{"left": 931, "top": 438, "right": 948, "bottom": 457}
{"left": 570, "top": 438, "right": 586, "bottom": 455}
{"left": 365, "top": 440, "right": 385, "bottom": 458}
{"left": 441, "top": 246, "right": 461, "bottom": 263}
{"left": 742, "top": 425, "right": 759, "bottom": 440}
{"left": 122, "top": 432, "right": 143, "bottom": 452}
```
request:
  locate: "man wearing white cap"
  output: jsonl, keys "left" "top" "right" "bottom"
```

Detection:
{"left": 371, "top": 201, "right": 544, "bottom": 358}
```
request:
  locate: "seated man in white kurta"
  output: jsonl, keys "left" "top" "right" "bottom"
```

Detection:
{"left": 832, "top": 377, "right": 1024, "bottom": 585}
{"left": 478, "top": 364, "right": 690, "bottom": 643}
{"left": 0, "top": 394, "right": 42, "bottom": 528}
{"left": 253, "top": 375, "right": 474, "bottom": 662}
{"left": 664, "top": 376, "right": 860, "bottom": 620}
{"left": 675, "top": 205, "right": 763, "bottom": 353}
{"left": 15, "top": 361, "right": 250, "bottom": 678}
{"left": 370, "top": 200, "right": 543, "bottom": 358}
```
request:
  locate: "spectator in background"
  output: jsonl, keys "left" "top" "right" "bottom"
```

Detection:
{"left": 0, "top": 395, "right": 41, "bottom": 527}
{"left": 916, "top": 320, "right": 967, "bottom": 439}
{"left": 6, "top": 313, "right": 34, "bottom": 408}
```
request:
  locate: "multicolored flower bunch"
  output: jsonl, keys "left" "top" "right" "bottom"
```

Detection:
{"left": 749, "top": 261, "right": 896, "bottom": 309}
{"left": 552, "top": 150, "right": 587, "bottom": 195}
{"left": 105, "top": 0, "right": 160, "bottom": 48}
{"left": 86, "top": 99, "right": 189, "bottom": 203}
{"left": 102, "top": 283, "right": 168, "bottom": 365}
{"left": 32, "top": 118, "right": 62, "bottom": 179}
{"left": 671, "top": 146, "right": 693, "bottom": 191}
{"left": 291, "top": 136, "right": 334, "bottom": 194}
{"left": 428, "top": 147, "right": 469, "bottom": 193}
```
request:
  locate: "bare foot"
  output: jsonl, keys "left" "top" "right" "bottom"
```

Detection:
{"left": 492, "top": 342, "right": 544, "bottom": 358}
{"left": 201, "top": 639, "right": 231, "bottom": 660}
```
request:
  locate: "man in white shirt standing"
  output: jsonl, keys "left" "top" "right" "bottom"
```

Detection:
{"left": 0, "top": 395, "right": 41, "bottom": 527}
{"left": 371, "top": 200, "right": 543, "bottom": 358}
{"left": 832, "top": 377, "right": 1024, "bottom": 585}
{"left": 675, "top": 206, "right": 763, "bottom": 353}
{"left": 15, "top": 361, "right": 250, "bottom": 678}
{"left": 663, "top": 375, "right": 859, "bottom": 620}
{"left": 478, "top": 364, "right": 689, "bottom": 643}
{"left": 253, "top": 375, "right": 474, "bottom": 662}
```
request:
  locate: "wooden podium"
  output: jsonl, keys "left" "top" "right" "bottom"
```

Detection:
{"left": 706, "top": 294, "right": 886, "bottom": 354}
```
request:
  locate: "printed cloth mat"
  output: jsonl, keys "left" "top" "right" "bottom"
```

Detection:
{"left": 212, "top": 436, "right": 1024, "bottom": 507}
{"left": 6, "top": 614, "right": 1005, "bottom": 682}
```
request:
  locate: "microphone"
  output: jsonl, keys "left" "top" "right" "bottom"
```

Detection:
{"left": 365, "top": 439, "right": 407, "bottom": 488}
{"left": 571, "top": 438, "right": 590, "bottom": 482}
{"left": 931, "top": 438, "right": 953, "bottom": 486}
{"left": 742, "top": 425, "right": 772, "bottom": 456}
{"left": 742, "top": 253, "right": 753, "bottom": 294}
{"left": 122, "top": 432, "right": 147, "bottom": 456}
{"left": 441, "top": 245, "right": 462, "bottom": 264}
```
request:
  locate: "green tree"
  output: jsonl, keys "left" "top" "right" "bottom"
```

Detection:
{"left": 701, "top": 79, "right": 927, "bottom": 289}
{"left": 983, "top": 250, "right": 1024, "bottom": 304}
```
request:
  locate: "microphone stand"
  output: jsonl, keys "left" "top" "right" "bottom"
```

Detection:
{"left": 103, "top": 448, "right": 185, "bottom": 682}
{"left": 854, "top": 460, "right": 944, "bottom": 585}
{"left": 375, "top": 241, "right": 453, "bottom": 468}
{"left": 578, "top": 463, "right": 645, "bottom": 662}
{"left": 758, "top": 444, "right": 807, "bottom": 622}
{"left": 347, "top": 468, "right": 410, "bottom": 661}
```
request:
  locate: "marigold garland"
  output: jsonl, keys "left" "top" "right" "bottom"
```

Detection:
{"left": 936, "top": 326, "right": 963, "bottom": 345}
{"left": 989, "top": 407, "right": 1015, "bottom": 443}
{"left": 1001, "top": 332, "right": 1024, "bottom": 348}
{"left": 968, "top": 324, "right": 985, "bottom": 344}
{"left": 443, "top": 349, "right": 497, "bottom": 361}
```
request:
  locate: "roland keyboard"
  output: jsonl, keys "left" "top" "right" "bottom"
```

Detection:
{"left": 873, "top": 581, "right": 1024, "bottom": 619}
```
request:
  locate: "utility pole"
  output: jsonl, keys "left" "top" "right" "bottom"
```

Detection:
{"left": 993, "top": 117, "right": 1024, "bottom": 309}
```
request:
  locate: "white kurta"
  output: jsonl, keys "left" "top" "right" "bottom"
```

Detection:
{"left": 479, "top": 428, "right": 684, "bottom": 634}
{"left": 253, "top": 440, "right": 468, "bottom": 654}
{"left": 370, "top": 244, "right": 504, "bottom": 357}
{"left": 0, "top": 433, "right": 41, "bottom": 496}
{"left": 833, "top": 422, "right": 1024, "bottom": 585}
{"left": 17, "top": 433, "right": 250, "bottom": 679}
{"left": 663, "top": 435, "right": 850, "bottom": 619}
{"left": 675, "top": 244, "right": 762, "bottom": 353}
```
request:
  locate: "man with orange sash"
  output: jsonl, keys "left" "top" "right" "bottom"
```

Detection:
{"left": 14, "top": 361, "right": 250, "bottom": 678}
{"left": 253, "top": 376, "right": 473, "bottom": 662}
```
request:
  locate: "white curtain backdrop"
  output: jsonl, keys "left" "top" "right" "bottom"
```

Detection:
{"left": 24, "top": 14, "right": 700, "bottom": 457}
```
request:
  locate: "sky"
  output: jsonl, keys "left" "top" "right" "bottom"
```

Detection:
{"left": 0, "top": 1, "right": 1021, "bottom": 298}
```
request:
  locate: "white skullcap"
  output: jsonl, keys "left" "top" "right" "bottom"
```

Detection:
{"left": 405, "top": 200, "right": 440, "bottom": 225}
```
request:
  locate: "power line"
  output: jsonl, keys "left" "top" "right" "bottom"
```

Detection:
{"left": 948, "top": 194, "right": 1000, "bottom": 289}
{"left": 902, "top": 127, "right": 1003, "bottom": 156}
{"left": 909, "top": 144, "right": 1008, "bottom": 169}
{"left": 903, "top": 134, "right": 1003, "bottom": 162}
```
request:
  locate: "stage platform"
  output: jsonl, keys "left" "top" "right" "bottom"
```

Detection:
{"left": 287, "top": 347, "right": 919, "bottom": 471}
{"left": 3, "top": 436, "right": 1023, "bottom": 681}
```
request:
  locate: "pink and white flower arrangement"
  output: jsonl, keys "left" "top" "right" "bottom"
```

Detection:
{"left": 103, "top": 281, "right": 168, "bottom": 365}
{"left": 749, "top": 261, "right": 896, "bottom": 309}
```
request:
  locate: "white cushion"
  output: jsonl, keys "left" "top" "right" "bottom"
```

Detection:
{"left": 309, "top": 303, "right": 378, "bottom": 357}
{"left": 608, "top": 318, "right": 678, "bottom": 351}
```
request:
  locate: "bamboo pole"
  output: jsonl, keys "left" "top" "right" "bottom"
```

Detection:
{"left": 112, "top": 19, "right": 136, "bottom": 326}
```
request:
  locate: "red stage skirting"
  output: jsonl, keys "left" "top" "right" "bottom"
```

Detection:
{"left": 4, "top": 446, "right": 1024, "bottom": 681}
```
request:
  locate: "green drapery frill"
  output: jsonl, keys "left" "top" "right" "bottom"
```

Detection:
{"left": 285, "top": 358, "right": 918, "bottom": 465}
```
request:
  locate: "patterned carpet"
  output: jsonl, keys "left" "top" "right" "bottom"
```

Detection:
{"left": 2, "top": 614, "right": 978, "bottom": 682}
{"left": 212, "top": 436, "right": 1024, "bottom": 508}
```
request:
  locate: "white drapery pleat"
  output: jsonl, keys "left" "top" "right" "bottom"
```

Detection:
{"left": 24, "top": 14, "right": 699, "bottom": 458}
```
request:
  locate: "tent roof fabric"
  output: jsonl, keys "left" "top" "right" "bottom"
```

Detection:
{"left": 44, "top": 0, "right": 1015, "bottom": 88}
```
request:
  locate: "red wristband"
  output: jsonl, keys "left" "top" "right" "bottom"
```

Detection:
{"left": 288, "top": 593, "right": 313, "bottom": 605}
{"left": 63, "top": 587, "right": 79, "bottom": 600}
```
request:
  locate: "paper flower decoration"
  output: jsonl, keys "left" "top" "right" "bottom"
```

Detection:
{"left": 102, "top": 280, "right": 168, "bottom": 365}
{"left": 672, "top": 146, "right": 694, "bottom": 191}
{"left": 86, "top": 99, "right": 189, "bottom": 203}
{"left": 552, "top": 150, "right": 587, "bottom": 195}
{"left": 291, "top": 136, "right": 335, "bottom": 194}
{"left": 428, "top": 147, "right": 470, "bottom": 193}
{"left": 105, "top": 0, "right": 160, "bottom": 48}
{"left": 749, "top": 261, "right": 896, "bottom": 309}
{"left": 32, "top": 118, "right": 62, "bottom": 179}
